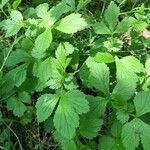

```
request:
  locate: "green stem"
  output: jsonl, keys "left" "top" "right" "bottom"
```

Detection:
{"left": 0, "top": 35, "right": 23, "bottom": 72}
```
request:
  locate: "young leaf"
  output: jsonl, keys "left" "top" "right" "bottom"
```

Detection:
{"left": 93, "top": 52, "right": 114, "bottom": 63}
{"left": 36, "top": 94, "right": 59, "bottom": 122}
{"left": 32, "top": 28, "right": 52, "bottom": 58}
{"left": 55, "top": 13, "right": 87, "bottom": 34}
{"left": 2, "top": 10, "right": 23, "bottom": 37}
{"left": 134, "top": 91, "right": 150, "bottom": 117}
{"left": 104, "top": 1, "right": 120, "bottom": 31}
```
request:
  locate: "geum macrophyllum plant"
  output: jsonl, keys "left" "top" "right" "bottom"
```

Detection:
{"left": 0, "top": 0, "right": 150, "bottom": 150}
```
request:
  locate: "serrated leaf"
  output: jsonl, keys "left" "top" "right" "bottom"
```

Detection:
{"left": 122, "top": 119, "right": 140, "bottom": 150}
{"left": 116, "top": 110, "right": 129, "bottom": 124}
{"left": 93, "top": 21, "right": 111, "bottom": 34}
{"left": 36, "top": 3, "right": 50, "bottom": 19}
{"left": 6, "top": 49, "right": 31, "bottom": 67}
{"left": 134, "top": 91, "right": 150, "bottom": 117}
{"left": 18, "top": 91, "right": 31, "bottom": 104}
{"left": 7, "top": 97, "right": 26, "bottom": 117}
{"left": 55, "top": 13, "right": 87, "bottom": 34}
{"left": 93, "top": 52, "right": 114, "bottom": 63}
{"left": 87, "top": 95, "right": 108, "bottom": 117}
{"left": 5, "top": 64, "right": 27, "bottom": 87}
{"left": 54, "top": 99, "right": 79, "bottom": 139}
{"left": 32, "top": 28, "right": 52, "bottom": 58}
{"left": 49, "top": 1, "right": 67, "bottom": 24}
{"left": 65, "top": 90, "right": 89, "bottom": 115}
{"left": 79, "top": 114, "right": 103, "bottom": 139}
{"left": 122, "top": 118, "right": 150, "bottom": 150}
{"left": 54, "top": 90, "right": 89, "bottom": 139}
{"left": 98, "top": 136, "right": 115, "bottom": 150}
{"left": 115, "top": 17, "right": 136, "bottom": 33}
{"left": 36, "top": 94, "right": 59, "bottom": 122}
{"left": 104, "top": 1, "right": 120, "bottom": 31}
{"left": 85, "top": 57, "right": 110, "bottom": 95}
{"left": 110, "top": 121, "right": 122, "bottom": 138}
{"left": 35, "top": 57, "right": 52, "bottom": 82}
{"left": 2, "top": 10, "right": 23, "bottom": 37}
{"left": 113, "top": 57, "right": 139, "bottom": 100}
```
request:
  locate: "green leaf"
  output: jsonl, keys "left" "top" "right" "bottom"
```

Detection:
{"left": 7, "top": 97, "right": 26, "bottom": 117}
{"left": 5, "top": 64, "right": 27, "bottom": 87}
{"left": 116, "top": 110, "right": 129, "bottom": 124}
{"left": 36, "top": 94, "right": 59, "bottom": 122}
{"left": 54, "top": 131, "right": 77, "bottom": 150}
{"left": 32, "top": 28, "right": 52, "bottom": 58}
{"left": 115, "top": 17, "right": 136, "bottom": 33}
{"left": 87, "top": 95, "right": 108, "bottom": 117}
{"left": 36, "top": 3, "right": 50, "bottom": 19}
{"left": 12, "top": 0, "right": 21, "bottom": 9}
{"left": 0, "top": 0, "right": 8, "bottom": 9}
{"left": 77, "top": 0, "right": 91, "bottom": 11}
{"left": 122, "top": 119, "right": 140, "bottom": 150}
{"left": 6, "top": 49, "right": 31, "bottom": 67}
{"left": 113, "top": 57, "right": 139, "bottom": 100}
{"left": 122, "top": 118, "right": 150, "bottom": 150}
{"left": 79, "top": 114, "right": 103, "bottom": 139}
{"left": 55, "top": 13, "right": 87, "bottom": 34}
{"left": 18, "top": 91, "right": 31, "bottom": 104}
{"left": 98, "top": 135, "right": 115, "bottom": 150}
{"left": 110, "top": 121, "right": 122, "bottom": 138}
{"left": 134, "top": 91, "right": 150, "bottom": 117}
{"left": 54, "top": 90, "right": 89, "bottom": 139}
{"left": 35, "top": 57, "right": 52, "bottom": 82}
{"left": 49, "top": 1, "right": 67, "bottom": 25}
{"left": 3, "top": 10, "right": 23, "bottom": 37}
{"left": 93, "top": 21, "right": 111, "bottom": 34}
{"left": 104, "top": 1, "right": 120, "bottom": 31}
{"left": 65, "top": 90, "right": 89, "bottom": 115}
{"left": 54, "top": 99, "right": 79, "bottom": 139}
{"left": 85, "top": 57, "right": 110, "bottom": 95}
{"left": 93, "top": 52, "right": 114, "bottom": 63}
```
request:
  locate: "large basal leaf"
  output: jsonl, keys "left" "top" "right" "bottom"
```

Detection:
{"left": 55, "top": 13, "right": 87, "bottom": 34}
{"left": 54, "top": 90, "right": 89, "bottom": 139}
